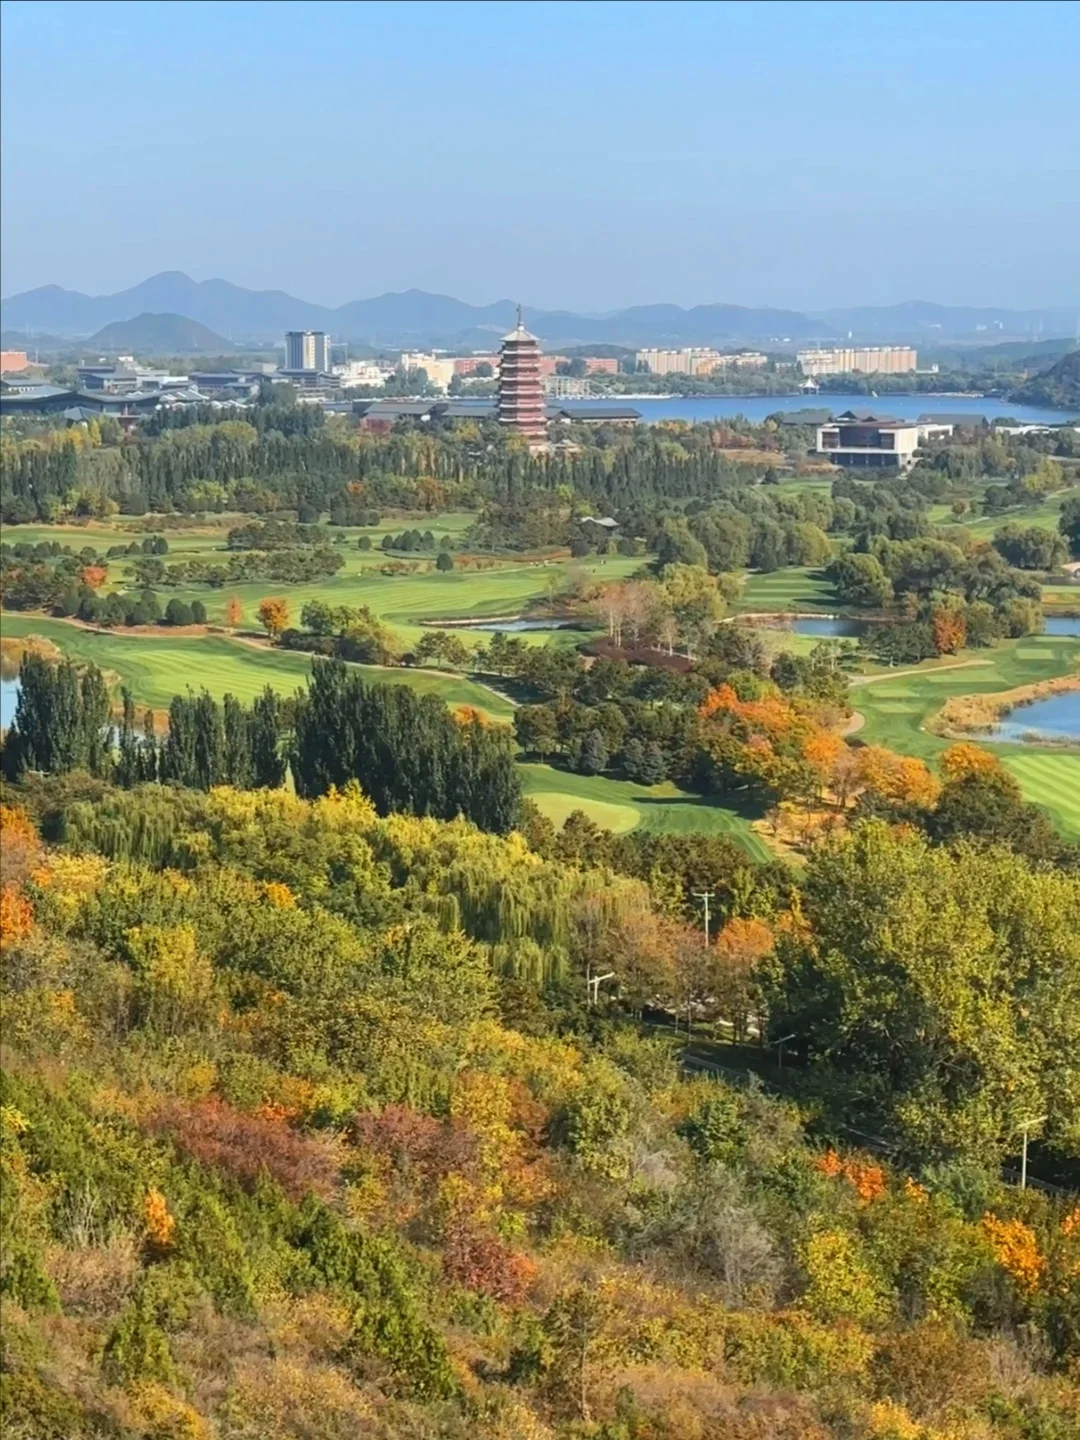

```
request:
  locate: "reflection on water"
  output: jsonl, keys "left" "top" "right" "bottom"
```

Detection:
{"left": 433, "top": 618, "right": 581, "bottom": 633}
{"left": 791, "top": 617, "right": 866, "bottom": 638}
{"left": 1, "top": 676, "right": 18, "bottom": 730}
{"left": 992, "top": 690, "right": 1080, "bottom": 744}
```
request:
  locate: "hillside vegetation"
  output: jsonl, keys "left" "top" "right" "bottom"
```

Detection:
{"left": 1010, "top": 349, "right": 1080, "bottom": 411}
{"left": 1, "top": 773, "right": 1078, "bottom": 1440}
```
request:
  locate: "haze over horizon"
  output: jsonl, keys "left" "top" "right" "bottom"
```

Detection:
{"left": 2, "top": 0, "right": 1079, "bottom": 312}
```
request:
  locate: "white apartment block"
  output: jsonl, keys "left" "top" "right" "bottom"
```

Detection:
{"left": 797, "top": 346, "right": 917, "bottom": 378}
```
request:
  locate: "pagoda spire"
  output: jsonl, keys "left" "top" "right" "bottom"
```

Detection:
{"left": 498, "top": 305, "right": 547, "bottom": 448}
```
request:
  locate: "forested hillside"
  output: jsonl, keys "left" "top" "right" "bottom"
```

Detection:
{"left": 1010, "top": 350, "right": 1080, "bottom": 411}
{"left": 1, "top": 768, "right": 1078, "bottom": 1439}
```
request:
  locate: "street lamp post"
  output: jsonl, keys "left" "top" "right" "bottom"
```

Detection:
{"left": 692, "top": 889, "right": 715, "bottom": 947}
{"left": 585, "top": 966, "right": 614, "bottom": 1007}
{"left": 774, "top": 1033, "right": 796, "bottom": 1071}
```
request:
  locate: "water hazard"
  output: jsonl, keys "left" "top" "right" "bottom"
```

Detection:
{"left": 991, "top": 690, "right": 1080, "bottom": 744}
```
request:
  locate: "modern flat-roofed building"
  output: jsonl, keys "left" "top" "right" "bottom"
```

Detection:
{"left": 285, "top": 331, "right": 330, "bottom": 372}
{"left": 816, "top": 410, "right": 952, "bottom": 469}
{"left": 798, "top": 346, "right": 917, "bottom": 377}
{"left": 77, "top": 366, "right": 188, "bottom": 393}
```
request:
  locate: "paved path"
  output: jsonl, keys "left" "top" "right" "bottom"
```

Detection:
{"left": 849, "top": 658, "right": 992, "bottom": 688}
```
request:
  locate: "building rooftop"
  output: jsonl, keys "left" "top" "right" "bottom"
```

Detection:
{"left": 776, "top": 407, "right": 832, "bottom": 426}
{"left": 828, "top": 409, "right": 903, "bottom": 425}
{"left": 552, "top": 406, "right": 642, "bottom": 421}
{"left": 0, "top": 384, "right": 75, "bottom": 403}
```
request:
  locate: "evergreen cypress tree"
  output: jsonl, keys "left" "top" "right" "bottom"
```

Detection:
{"left": 116, "top": 689, "right": 140, "bottom": 788}
{"left": 222, "top": 693, "right": 253, "bottom": 788}
{"left": 251, "top": 687, "right": 286, "bottom": 788}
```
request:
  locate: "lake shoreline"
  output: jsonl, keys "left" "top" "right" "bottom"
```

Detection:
{"left": 931, "top": 673, "right": 1080, "bottom": 746}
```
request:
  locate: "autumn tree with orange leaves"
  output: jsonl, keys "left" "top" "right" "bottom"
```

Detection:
{"left": 256, "top": 596, "right": 290, "bottom": 640}
{"left": 712, "top": 915, "right": 774, "bottom": 1041}
{"left": 931, "top": 606, "right": 967, "bottom": 655}
{"left": 939, "top": 742, "right": 1001, "bottom": 784}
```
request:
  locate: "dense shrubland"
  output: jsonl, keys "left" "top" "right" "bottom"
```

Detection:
{"left": 1, "top": 780, "right": 1078, "bottom": 1439}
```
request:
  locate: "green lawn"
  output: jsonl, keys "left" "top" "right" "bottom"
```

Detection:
{"left": 519, "top": 764, "right": 773, "bottom": 860}
{"left": 2, "top": 510, "right": 635, "bottom": 649}
{"left": 853, "top": 634, "right": 1080, "bottom": 833}
{"left": 997, "top": 752, "right": 1080, "bottom": 838}
{"left": 929, "top": 484, "right": 1080, "bottom": 540}
{"left": 735, "top": 567, "right": 838, "bottom": 614}
{"left": 0, "top": 614, "right": 515, "bottom": 722}
{"left": 159, "top": 554, "right": 635, "bottom": 648}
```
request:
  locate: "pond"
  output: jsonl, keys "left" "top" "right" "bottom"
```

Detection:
{"left": 991, "top": 689, "right": 1080, "bottom": 744}
{"left": 432, "top": 617, "right": 583, "bottom": 633}
{"left": 1044, "top": 616, "right": 1080, "bottom": 637}
{"left": 1, "top": 675, "right": 18, "bottom": 730}
{"left": 789, "top": 617, "right": 866, "bottom": 638}
{"left": 741, "top": 616, "right": 867, "bottom": 638}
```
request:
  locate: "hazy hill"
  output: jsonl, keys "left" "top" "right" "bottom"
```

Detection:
{"left": 2, "top": 271, "right": 1076, "bottom": 348}
{"left": 816, "top": 299, "right": 1079, "bottom": 342}
{"left": 86, "top": 312, "right": 231, "bottom": 354}
{"left": 1009, "top": 348, "right": 1080, "bottom": 410}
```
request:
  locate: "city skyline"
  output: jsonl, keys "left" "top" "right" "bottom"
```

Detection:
{"left": 2, "top": 1, "right": 1078, "bottom": 311}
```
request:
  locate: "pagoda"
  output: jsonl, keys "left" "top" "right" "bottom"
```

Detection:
{"left": 497, "top": 307, "right": 548, "bottom": 446}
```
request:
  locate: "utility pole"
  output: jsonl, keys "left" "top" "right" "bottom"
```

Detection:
{"left": 773, "top": 1032, "right": 796, "bottom": 1071}
{"left": 585, "top": 964, "right": 614, "bottom": 1007}
{"left": 1019, "top": 1114, "right": 1047, "bottom": 1190}
{"left": 692, "top": 889, "right": 715, "bottom": 948}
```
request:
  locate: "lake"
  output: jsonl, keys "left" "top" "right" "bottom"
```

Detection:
{"left": 1, "top": 676, "right": 18, "bottom": 730}
{"left": 1044, "top": 617, "right": 1080, "bottom": 637}
{"left": 431, "top": 618, "right": 581, "bottom": 633}
{"left": 557, "top": 394, "right": 1076, "bottom": 426}
{"left": 992, "top": 689, "right": 1080, "bottom": 744}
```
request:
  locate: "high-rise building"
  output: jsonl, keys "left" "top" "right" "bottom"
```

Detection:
{"left": 285, "top": 331, "right": 330, "bottom": 372}
{"left": 497, "top": 309, "right": 548, "bottom": 446}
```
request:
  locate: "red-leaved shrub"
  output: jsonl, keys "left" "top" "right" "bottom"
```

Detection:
{"left": 150, "top": 1097, "right": 340, "bottom": 1200}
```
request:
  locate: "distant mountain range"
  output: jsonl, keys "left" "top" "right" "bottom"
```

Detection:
{"left": 1, "top": 271, "right": 1076, "bottom": 350}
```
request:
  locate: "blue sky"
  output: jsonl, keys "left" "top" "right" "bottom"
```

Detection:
{"left": 2, "top": 0, "right": 1078, "bottom": 310}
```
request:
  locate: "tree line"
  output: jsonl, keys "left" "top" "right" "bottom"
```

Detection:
{"left": 2, "top": 653, "right": 521, "bottom": 833}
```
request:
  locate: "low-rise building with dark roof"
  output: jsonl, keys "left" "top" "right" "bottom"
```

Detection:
{"left": 917, "top": 412, "right": 990, "bottom": 428}
{"left": 775, "top": 407, "right": 833, "bottom": 427}
{"left": 550, "top": 405, "right": 641, "bottom": 424}
{"left": 0, "top": 384, "right": 77, "bottom": 414}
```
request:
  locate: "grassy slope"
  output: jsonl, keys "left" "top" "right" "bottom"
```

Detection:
{"left": 2, "top": 514, "right": 629, "bottom": 647}
{"left": 928, "top": 484, "right": 1080, "bottom": 540}
{"left": 519, "top": 763, "right": 774, "bottom": 860}
{"left": 0, "top": 614, "right": 516, "bottom": 722}
{"left": 735, "top": 566, "right": 839, "bottom": 614}
{"left": 854, "top": 634, "right": 1080, "bottom": 834}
